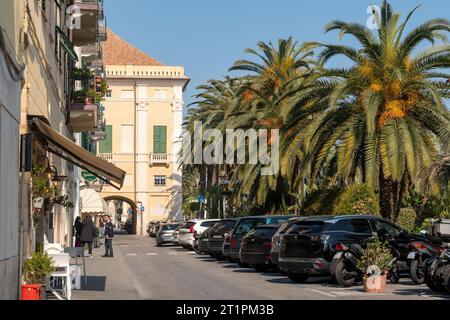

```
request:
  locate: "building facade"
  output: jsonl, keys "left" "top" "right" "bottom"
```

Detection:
{"left": 0, "top": 0, "right": 23, "bottom": 301}
{"left": 99, "top": 30, "right": 189, "bottom": 234}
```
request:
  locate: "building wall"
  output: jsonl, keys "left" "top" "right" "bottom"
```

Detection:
{"left": 100, "top": 67, "right": 187, "bottom": 231}
{"left": 0, "top": 0, "right": 22, "bottom": 301}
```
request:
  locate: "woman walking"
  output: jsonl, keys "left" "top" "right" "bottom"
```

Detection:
{"left": 80, "top": 215, "right": 96, "bottom": 257}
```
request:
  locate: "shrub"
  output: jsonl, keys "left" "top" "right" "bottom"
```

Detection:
{"left": 396, "top": 208, "right": 417, "bottom": 232}
{"left": 357, "top": 238, "right": 393, "bottom": 276}
{"left": 23, "top": 246, "right": 56, "bottom": 284}
{"left": 334, "top": 184, "right": 380, "bottom": 216}
{"left": 301, "top": 187, "right": 342, "bottom": 216}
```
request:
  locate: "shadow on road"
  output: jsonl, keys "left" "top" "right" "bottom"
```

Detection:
{"left": 78, "top": 276, "right": 107, "bottom": 292}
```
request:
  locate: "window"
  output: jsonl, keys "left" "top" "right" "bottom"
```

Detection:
{"left": 99, "top": 125, "right": 112, "bottom": 153}
{"left": 106, "top": 90, "right": 112, "bottom": 98}
{"left": 372, "top": 219, "right": 401, "bottom": 237}
{"left": 153, "top": 126, "right": 167, "bottom": 153}
{"left": 120, "top": 125, "right": 134, "bottom": 153}
{"left": 154, "top": 176, "right": 166, "bottom": 186}
{"left": 331, "top": 219, "right": 372, "bottom": 234}
{"left": 234, "top": 218, "right": 266, "bottom": 236}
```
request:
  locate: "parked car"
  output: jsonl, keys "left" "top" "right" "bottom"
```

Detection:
{"left": 278, "top": 215, "right": 425, "bottom": 283}
{"left": 228, "top": 215, "right": 294, "bottom": 265}
{"left": 149, "top": 221, "right": 162, "bottom": 237}
{"left": 239, "top": 224, "right": 280, "bottom": 272}
{"left": 179, "top": 219, "right": 221, "bottom": 249}
{"left": 270, "top": 217, "right": 304, "bottom": 267}
{"left": 156, "top": 223, "right": 182, "bottom": 246}
{"left": 205, "top": 219, "right": 237, "bottom": 259}
{"left": 172, "top": 223, "right": 185, "bottom": 245}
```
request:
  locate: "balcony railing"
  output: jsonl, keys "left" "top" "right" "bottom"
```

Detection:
{"left": 149, "top": 153, "right": 171, "bottom": 166}
{"left": 99, "top": 153, "right": 114, "bottom": 162}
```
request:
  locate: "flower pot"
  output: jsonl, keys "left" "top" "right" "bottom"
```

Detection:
{"left": 363, "top": 274, "right": 387, "bottom": 293}
{"left": 21, "top": 284, "right": 42, "bottom": 300}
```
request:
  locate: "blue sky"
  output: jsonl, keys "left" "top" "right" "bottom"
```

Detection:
{"left": 105, "top": 0, "right": 450, "bottom": 107}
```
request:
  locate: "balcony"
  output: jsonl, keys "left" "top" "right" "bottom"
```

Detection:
{"left": 149, "top": 153, "right": 172, "bottom": 167}
{"left": 72, "top": 0, "right": 104, "bottom": 47}
{"left": 99, "top": 153, "right": 114, "bottom": 162}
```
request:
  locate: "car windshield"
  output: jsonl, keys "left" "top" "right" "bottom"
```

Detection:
{"left": 235, "top": 218, "right": 266, "bottom": 236}
{"left": 201, "top": 221, "right": 218, "bottom": 227}
{"left": 266, "top": 216, "right": 292, "bottom": 225}
{"left": 162, "top": 224, "right": 179, "bottom": 231}
{"left": 288, "top": 221, "right": 329, "bottom": 234}
{"left": 253, "top": 227, "right": 277, "bottom": 238}
{"left": 182, "top": 222, "right": 195, "bottom": 229}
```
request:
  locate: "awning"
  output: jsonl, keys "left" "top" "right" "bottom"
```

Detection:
{"left": 80, "top": 188, "right": 108, "bottom": 214}
{"left": 30, "top": 118, "right": 125, "bottom": 189}
{"left": 56, "top": 26, "right": 78, "bottom": 61}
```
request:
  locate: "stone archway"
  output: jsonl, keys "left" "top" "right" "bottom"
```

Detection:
{"left": 103, "top": 196, "right": 138, "bottom": 235}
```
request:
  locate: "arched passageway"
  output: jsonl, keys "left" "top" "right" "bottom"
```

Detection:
{"left": 103, "top": 196, "right": 138, "bottom": 235}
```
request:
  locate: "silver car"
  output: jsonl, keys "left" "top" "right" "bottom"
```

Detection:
{"left": 156, "top": 223, "right": 182, "bottom": 246}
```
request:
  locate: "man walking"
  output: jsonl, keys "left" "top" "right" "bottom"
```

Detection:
{"left": 103, "top": 215, "right": 114, "bottom": 258}
{"left": 80, "top": 215, "right": 96, "bottom": 258}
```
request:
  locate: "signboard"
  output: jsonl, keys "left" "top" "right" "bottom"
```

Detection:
{"left": 81, "top": 171, "right": 97, "bottom": 183}
{"left": 197, "top": 195, "right": 206, "bottom": 203}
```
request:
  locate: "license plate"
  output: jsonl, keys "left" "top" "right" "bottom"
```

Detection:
{"left": 407, "top": 252, "right": 416, "bottom": 259}
{"left": 213, "top": 235, "right": 223, "bottom": 239}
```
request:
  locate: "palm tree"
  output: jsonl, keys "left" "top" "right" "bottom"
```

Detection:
{"left": 228, "top": 38, "right": 315, "bottom": 210}
{"left": 283, "top": 1, "right": 450, "bottom": 221}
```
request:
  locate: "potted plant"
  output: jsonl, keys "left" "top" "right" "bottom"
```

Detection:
{"left": 357, "top": 238, "right": 394, "bottom": 293}
{"left": 22, "top": 246, "right": 56, "bottom": 300}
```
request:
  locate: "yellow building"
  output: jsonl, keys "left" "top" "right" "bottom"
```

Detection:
{"left": 99, "top": 30, "right": 189, "bottom": 234}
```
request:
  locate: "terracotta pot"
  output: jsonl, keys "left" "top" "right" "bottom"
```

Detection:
{"left": 363, "top": 274, "right": 387, "bottom": 293}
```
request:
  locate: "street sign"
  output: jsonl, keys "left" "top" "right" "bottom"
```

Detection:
{"left": 197, "top": 195, "right": 206, "bottom": 203}
{"left": 140, "top": 206, "right": 145, "bottom": 212}
{"left": 81, "top": 171, "right": 97, "bottom": 183}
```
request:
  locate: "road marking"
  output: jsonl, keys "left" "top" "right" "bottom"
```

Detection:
{"left": 120, "top": 245, "right": 129, "bottom": 247}
{"left": 125, "top": 253, "right": 137, "bottom": 256}
{"left": 147, "top": 253, "right": 158, "bottom": 256}
{"left": 167, "top": 252, "right": 177, "bottom": 255}
{"left": 307, "top": 288, "right": 338, "bottom": 298}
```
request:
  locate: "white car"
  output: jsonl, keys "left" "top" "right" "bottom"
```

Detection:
{"left": 178, "top": 219, "right": 220, "bottom": 249}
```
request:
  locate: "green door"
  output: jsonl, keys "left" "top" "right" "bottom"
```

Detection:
{"left": 99, "top": 125, "right": 113, "bottom": 153}
{"left": 153, "top": 126, "right": 167, "bottom": 153}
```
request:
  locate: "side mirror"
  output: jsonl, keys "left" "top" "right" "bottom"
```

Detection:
{"left": 377, "top": 229, "right": 391, "bottom": 241}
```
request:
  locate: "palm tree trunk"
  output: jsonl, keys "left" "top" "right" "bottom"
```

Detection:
{"left": 378, "top": 166, "right": 402, "bottom": 222}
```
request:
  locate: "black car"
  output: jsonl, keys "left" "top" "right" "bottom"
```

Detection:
{"left": 270, "top": 217, "right": 304, "bottom": 266}
{"left": 240, "top": 224, "right": 280, "bottom": 271}
{"left": 229, "top": 215, "right": 294, "bottom": 265}
{"left": 205, "top": 219, "right": 237, "bottom": 258}
{"left": 278, "top": 215, "right": 423, "bottom": 283}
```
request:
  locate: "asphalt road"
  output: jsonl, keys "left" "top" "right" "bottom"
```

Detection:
{"left": 72, "top": 234, "right": 449, "bottom": 300}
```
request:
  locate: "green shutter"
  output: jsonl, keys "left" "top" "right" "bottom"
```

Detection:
{"left": 99, "top": 125, "right": 112, "bottom": 153}
{"left": 153, "top": 126, "right": 167, "bottom": 153}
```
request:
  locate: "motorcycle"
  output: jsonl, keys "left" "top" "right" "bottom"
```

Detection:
{"left": 406, "top": 240, "right": 443, "bottom": 284}
{"left": 192, "top": 231, "right": 203, "bottom": 254}
{"left": 333, "top": 236, "right": 400, "bottom": 287}
{"left": 424, "top": 247, "right": 450, "bottom": 293}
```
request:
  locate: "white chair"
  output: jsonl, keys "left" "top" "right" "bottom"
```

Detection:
{"left": 47, "top": 253, "right": 71, "bottom": 300}
{"left": 69, "top": 265, "right": 82, "bottom": 290}
{"left": 64, "top": 247, "right": 87, "bottom": 285}
{"left": 44, "top": 243, "right": 64, "bottom": 254}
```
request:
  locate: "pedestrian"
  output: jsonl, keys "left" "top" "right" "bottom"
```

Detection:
{"left": 73, "top": 217, "right": 83, "bottom": 247}
{"left": 80, "top": 215, "right": 96, "bottom": 258}
{"left": 103, "top": 215, "right": 114, "bottom": 258}
{"left": 99, "top": 217, "right": 105, "bottom": 245}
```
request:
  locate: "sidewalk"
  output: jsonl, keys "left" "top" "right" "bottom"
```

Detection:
{"left": 71, "top": 235, "right": 141, "bottom": 300}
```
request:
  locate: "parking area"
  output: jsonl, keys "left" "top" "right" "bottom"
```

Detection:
{"left": 72, "top": 235, "right": 449, "bottom": 300}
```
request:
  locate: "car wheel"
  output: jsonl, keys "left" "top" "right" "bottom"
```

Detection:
{"left": 335, "top": 260, "right": 357, "bottom": 287}
{"left": 389, "top": 270, "right": 400, "bottom": 284}
{"left": 156, "top": 243, "right": 162, "bottom": 247}
{"left": 287, "top": 273, "right": 308, "bottom": 283}
{"left": 410, "top": 259, "right": 425, "bottom": 284}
